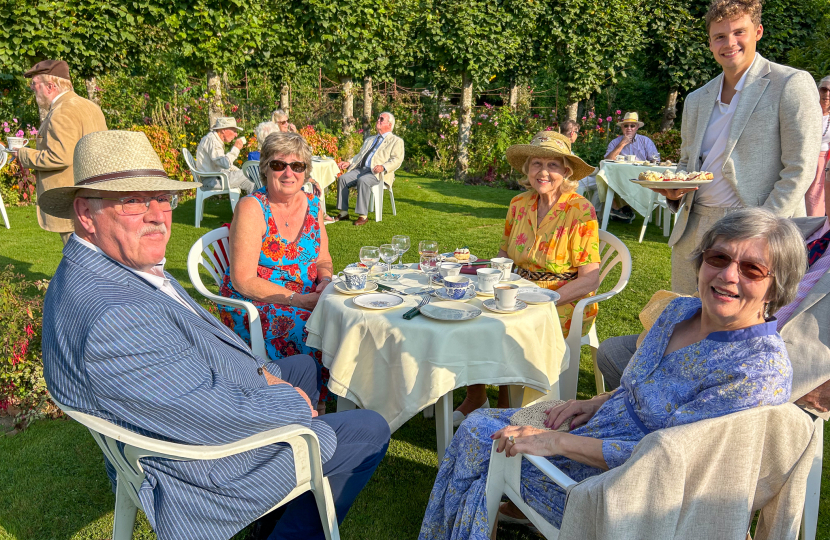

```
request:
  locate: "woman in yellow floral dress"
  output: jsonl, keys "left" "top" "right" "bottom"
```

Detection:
{"left": 453, "top": 131, "right": 601, "bottom": 425}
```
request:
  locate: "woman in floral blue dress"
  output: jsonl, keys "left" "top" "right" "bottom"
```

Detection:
{"left": 419, "top": 208, "right": 808, "bottom": 539}
{"left": 219, "top": 132, "right": 335, "bottom": 408}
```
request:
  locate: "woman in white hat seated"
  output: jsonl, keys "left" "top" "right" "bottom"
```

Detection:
{"left": 218, "top": 131, "right": 335, "bottom": 414}
{"left": 420, "top": 208, "right": 803, "bottom": 540}
{"left": 452, "top": 131, "right": 601, "bottom": 426}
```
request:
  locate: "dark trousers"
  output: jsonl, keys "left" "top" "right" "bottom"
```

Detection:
{"left": 267, "top": 355, "right": 391, "bottom": 540}
{"left": 595, "top": 334, "right": 639, "bottom": 389}
{"left": 336, "top": 167, "right": 381, "bottom": 216}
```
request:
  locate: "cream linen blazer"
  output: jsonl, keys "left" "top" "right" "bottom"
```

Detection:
{"left": 346, "top": 132, "right": 405, "bottom": 186}
{"left": 669, "top": 55, "right": 821, "bottom": 246}
{"left": 18, "top": 91, "right": 108, "bottom": 232}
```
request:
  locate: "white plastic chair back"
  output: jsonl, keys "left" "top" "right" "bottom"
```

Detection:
{"left": 242, "top": 160, "right": 263, "bottom": 190}
{"left": 558, "top": 230, "right": 631, "bottom": 400}
{"left": 0, "top": 150, "right": 9, "bottom": 229}
{"left": 186, "top": 227, "right": 267, "bottom": 358}
{"left": 52, "top": 398, "right": 340, "bottom": 540}
{"left": 182, "top": 147, "right": 241, "bottom": 228}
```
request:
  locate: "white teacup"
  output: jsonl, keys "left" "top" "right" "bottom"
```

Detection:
{"left": 490, "top": 257, "right": 514, "bottom": 281}
{"left": 494, "top": 283, "right": 520, "bottom": 310}
{"left": 625, "top": 154, "right": 636, "bottom": 162}
{"left": 6, "top": 137, "right": 29, "bottom": 150}
{"left": 439, "top": 262, "right": 463, "bottom": 278}
{"left": 444, "top": 276, "right": 475, "bottom": 300}
{"left": 336, "top": 267, "right": 369, "bottom": 290}
{"left": 237, "top": 136, "right": 247, "bottom": 146}
{"left": 476, "top": 268, "right": 502, "bottom": 293}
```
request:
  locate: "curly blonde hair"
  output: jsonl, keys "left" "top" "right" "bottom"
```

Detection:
{"left": 518, "top": 156, "right": 578, "bottom": 193}
{"left": 705, "top": 0, "right": 762, "bottom": 32}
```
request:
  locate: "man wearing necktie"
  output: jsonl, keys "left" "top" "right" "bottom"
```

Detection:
{"left": 334, "top": 112, "right": 405, "bottom": 226}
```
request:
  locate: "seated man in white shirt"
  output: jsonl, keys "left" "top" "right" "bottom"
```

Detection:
{"left": 195, "top": 117, "right": 256, "bottom": 194}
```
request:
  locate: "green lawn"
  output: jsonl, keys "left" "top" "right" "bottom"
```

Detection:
{"left": 0, "top": 171, "right": 827, "bottom": 540}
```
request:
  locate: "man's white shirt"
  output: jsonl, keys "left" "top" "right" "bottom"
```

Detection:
{"left": 196, "top": 131, "right": 240, "bottom": 174}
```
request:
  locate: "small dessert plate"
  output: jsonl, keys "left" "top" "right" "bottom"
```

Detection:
{"left": 334, "top": 281, "right": 378, "bottom": 295}
{"left": 516, "top": 287, "right": 560, "bottom": 305}
{"left": 353, "top": 292, "right": 405, "bottom": 310}
{"left": 440, "top": 252, "right": 478, "bottom": 263}
{"left": 420, "top": 301, "right": 482, "bottom": 321}
{"left": 482, "top": 298, "right": 528, "bottom": 314}
{"left": 434, "top": 287, "right": 477, "bottom": 302}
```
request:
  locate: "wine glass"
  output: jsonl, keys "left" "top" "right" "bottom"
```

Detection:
{"left": 359, "top": 246, "right": 380, "bottom": 281}
{"left": 418, "top": 239, "right": 440, "bottom": 287}
{"left": 379, "top": 244, "right": 398, "bottom": 281}
{"left": 650, "top": 152, "right": 661, "bottom": 165}
{"left": 392, "top": 235, "right": 411, "bottom": 269}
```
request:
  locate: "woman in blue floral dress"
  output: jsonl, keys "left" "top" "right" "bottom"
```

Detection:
{"left": 219, "top": 132, "right": 335, "bottom": 406}
{"left": 419, "top": 208, "right": 807, "bottom": 539}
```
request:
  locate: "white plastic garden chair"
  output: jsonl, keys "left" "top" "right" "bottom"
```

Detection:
{"left": 637, "top": 192, "right": 671, "bottom": 243}
{"left": 52, "top": 398, "right": 340, "bottom": 540}
{"left": 182, "top": 147, "right": 241, "bottom": 228}
{"left": 186, "top": 227, "right": 266, "bottom": 358}
{"left": 242, "top": 159, "right": 263, "bottom": 190}
{"left": 559, "top": 230, "right": 631, "bottom": 400}
{"left": 0, "top": 150, "right": 10, "bottom": 229}
{"left": 367, "top": 172, "right": 396, "bottom": 222}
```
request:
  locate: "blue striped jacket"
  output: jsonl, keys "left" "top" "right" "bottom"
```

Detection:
{"left": 42, "top": 237, "right": 337, "bottom": 540}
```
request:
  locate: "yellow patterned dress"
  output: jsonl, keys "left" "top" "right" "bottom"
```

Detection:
{"left": 500, "top": 190, "right": 600, "bottom": 338}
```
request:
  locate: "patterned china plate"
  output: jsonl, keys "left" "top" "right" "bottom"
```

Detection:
{"left": 630, "top": 178, "right": 712, "bottom": 189}
{"left": 482, "top": 298, "right": 528, "bottom": 314}
{"left": 334, "top": 281, "right": 379, "bottom": 295}
{"left": 420, "top": 301, "right": 482, "bottom": 322}
{"left": 353, "top": 292, "right": 405, "bottom": 310}
{"left": 516, "top": 287, "right": 560, "bottom": 305}
{"left": 433, "top": 287, "right": 477, "bottom": 302}
{"left": 440, "top": 252, "right": 479, "bottom": 263}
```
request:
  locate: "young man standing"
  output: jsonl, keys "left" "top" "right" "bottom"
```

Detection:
{"left": 648, "top": 0, "right": 821, "bottom": 293}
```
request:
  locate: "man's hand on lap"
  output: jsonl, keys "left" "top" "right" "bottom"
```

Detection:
{"left": 796, "top": 380, "right": 830, "bottom": 413}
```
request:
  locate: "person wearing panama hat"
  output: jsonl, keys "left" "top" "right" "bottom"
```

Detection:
{"left": 40, "top": 129, "right": 392, "bottom": 540}
{"left": 194, "top": 116, "right": 256, "bottom": 195}
{"left": 451, "top": 131, "right": 601, "bottom": 426}
{"left": 604, "top": 111, "right": 660, "bottom": 163}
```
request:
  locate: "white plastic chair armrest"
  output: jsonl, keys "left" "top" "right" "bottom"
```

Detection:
{"left": 564, "top": 289, "right": 624, "bottom": 367}
{"left": 523, "top": 454, "right": 578, "bottom": 489}
{"left": 191, "top": 288, "right": 266, "bottom": 359}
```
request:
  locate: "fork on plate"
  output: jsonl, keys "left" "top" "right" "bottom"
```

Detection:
{"left": 402, "top": 293, "right": 431, "bottom": 320}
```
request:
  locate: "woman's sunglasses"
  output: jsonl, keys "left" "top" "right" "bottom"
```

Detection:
{"left": 702, "top": 249, "right": 773, "bottom": 281}
{"left": 268, "top": 159, "right": 307, "bottom": 173}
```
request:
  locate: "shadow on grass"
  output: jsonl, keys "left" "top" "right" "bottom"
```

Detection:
{"left": 394, "top": 196, "right": 507, "bottom": 220}
{"left": 0, "top": 256, "right": 55, "bottom": 282}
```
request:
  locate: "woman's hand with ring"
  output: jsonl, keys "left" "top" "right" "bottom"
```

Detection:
{"left": 491, "top": 426, "right": 550, "bottom": 457}
{"left": 544, "top": 398, "right": 604, "bottom": 430}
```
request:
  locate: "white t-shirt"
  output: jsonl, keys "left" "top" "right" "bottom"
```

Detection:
{"left": 821, "top": 115, "right": 830, "bottom": 152}
{"left": 694, "top": 55, "right": 759, "bottom": 207}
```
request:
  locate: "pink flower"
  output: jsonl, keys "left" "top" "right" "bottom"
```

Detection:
{"left": 451, "top": 120, "right": 458, "bottom": 126}
{"left": 597, "top": 118, "right": 603, "bottom": 124}
{"left": 15, "top": 130, "right": 23, "bottom": 137}
{"left": 12, "top": 118, "right": 17, "bottom": 123}
{"left": 615, "top": 110, "right": 622, "bottom": 115}
{"left": 3, "top": 128, "right": 8, "bottom": 133}
{"left": 440, "top": 134, "right": 446, "bottom": 139}
{"left": 493, "top": 122, "right": 498, "bottom": 126}
{"left": 606, "top": 116, "right": 612, "bottom": 122}
{"left": 582, "top": 116, "right": 587, "bottom": 121}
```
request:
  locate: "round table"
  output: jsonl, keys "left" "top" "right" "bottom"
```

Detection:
{"left": 309, "top": 157, "right": 340, "bottom": 215}
{"left": 596, "top": 160, "right": 677, "bottom": 235}
{"left": 305, "top": 265, "right": 568, "bottom": 456}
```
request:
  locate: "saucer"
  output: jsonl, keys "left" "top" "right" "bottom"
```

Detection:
{"left": 434, "top": 287, "right": 476, "bottom": 302}
{"left": 516, "top": 287, "right": 560, "bottom": 305}
{"left": 482, "top": 298, "right": 528, "bottom": 314}
{"left": 334, "top": 281, "right": 378, "bottom": 295}
{"left": 475, "top": 286, "right": 495, "bottom": 297}
{"left": 440, "top": 252, "right": 478, "bottom": 263}
{"left": 353, "top": 292, "right": 405, "bottom": 310}
{"left": 499, "top": 272, "right": 522, "bottom": 282}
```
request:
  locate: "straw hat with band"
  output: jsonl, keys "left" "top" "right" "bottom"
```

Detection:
{"left": 617, "top": 112, "right": 644, "bottom": 128}
{"left": 211, "top": 117, "right": 243, "bottom": 132}
{"left": 505, "top": 131, "right": 595, "bottom": 182}
{"left": 39, "top": 130, "right": 200, "bottom": 220}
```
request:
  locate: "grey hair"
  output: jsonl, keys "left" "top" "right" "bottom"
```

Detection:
{"left": 689, "top": 207, "right": 807, "bottom": 315}
{"left": 36, "top": 74, "right": 74, "bottom": 93}
{"left": 518, "top": 156, "right": 578, "bottom": 193}
{"left": 381, "top": 111, "right": 395, "bottom": 131}
{"left": 819, "top": 75, "right": 830, "bottom": 90}
{"left": 271, "top": 109, "right": 289, "bottom": 122}
{"left": 259, "top": 132, "right": 313, "bottom": 183}
{"left": 560, "top": 119, "right": 579, "bottom": 136}
{"left": 254, "top": 121, "right": 279, "bottom": 149}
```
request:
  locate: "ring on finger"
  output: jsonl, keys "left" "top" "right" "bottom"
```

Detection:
{"left": 508, "top": 435, "right": 515, "bottom": 444}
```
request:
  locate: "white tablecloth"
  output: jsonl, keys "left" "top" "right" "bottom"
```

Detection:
{"left": 310, "top": 157, "right": 340, "bottom": 191}
{"left": 596, "top": 161, "right": 676, "bottom": 231}
{"left": 305, "top": 266, "right": 568, "bottom": 431}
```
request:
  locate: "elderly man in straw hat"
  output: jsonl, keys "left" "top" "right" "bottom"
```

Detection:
{"left": 10, "top": 59, "right": 107, "bottom": 243}
{"left": 603, "top": 112, "right": 660, "bottom": 163}
{"left": 195, "top": 116, "right": 256, "bottom": 194}
{"left": 40, "top": 130, "right": 390, "bottom": 540}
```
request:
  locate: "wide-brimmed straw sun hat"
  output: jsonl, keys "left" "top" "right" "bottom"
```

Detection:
{"left": 617, "top": 112, "right": 644, "bottom": 128}
{"left": 505, "top": 131, "right": 595, "bottom": 182}
{"left": 38, "top": 130, "right": 200, "bottom": 220}
{"left": 211, "top": 117, "right": 242, "bottom": 131}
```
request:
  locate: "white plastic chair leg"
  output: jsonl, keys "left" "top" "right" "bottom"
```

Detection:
{"left": 336, "top": 396, "right": 357, "bottom": 412}
{"left": 388, "top": 186, "right": 396, "bottom": 216}
{"left": 311, "top": 479, "right": 341, "bottom": 540}
{"left": 373, "top": 182, "right": 384, "bottom": 222}
{"left": 800, "top": 417, "right": 823, "bottom": 540}
{"left": 0, "top": 196, "right": 9, "bottom": 229}
{"left": 229, "top": 191, "right": 240, "bottom": 213}
{"left": 435, "top": 391, "right": 453, "bottom": 458}
{"left": 638, "top": 209, "right": 651, "bottom": 243}
{"left": 113, "top": 479, "right": 139, "bottom": 540}
{"left": 195, "top": 190, "right": 204, "bottom": 228}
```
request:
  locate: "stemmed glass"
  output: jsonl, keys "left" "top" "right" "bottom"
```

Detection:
{"left": 418, "top": 240, "right": 440, "bottom": 287}
{"left": 392, "top": 235, "right": 411, "bottom": 269}
{"left": 359, "top": 246, "right": 380, "bottom": 281}
{"left": 379, "top": 244, "right": 399, "bottom": 281}
{"left": 650, "top": 152, "right": 661, "bottom": 165}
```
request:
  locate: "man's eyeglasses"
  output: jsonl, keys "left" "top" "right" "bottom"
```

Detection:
{"left": 268, "top": 159, "right": 307, "bottom": 173}
{"left": 701, "top": 249, "right": 773, "bottom": 281}
{"left": 81, "top": 194, "right": 178, "bottom": 216}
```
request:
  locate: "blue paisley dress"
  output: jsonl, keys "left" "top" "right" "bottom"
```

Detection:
{"left": 219, "top": 187, "right": 332, "bottom": 401}
{"left": 419, "top": 297, "right": 792, "bottom": 539}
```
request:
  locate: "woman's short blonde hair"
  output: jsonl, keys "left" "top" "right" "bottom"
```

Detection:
{"left": 518, "top": 156, "right": 578, "bottom": 193}
{"left": 259, "top": 132, "right": 313, "bottom": 184}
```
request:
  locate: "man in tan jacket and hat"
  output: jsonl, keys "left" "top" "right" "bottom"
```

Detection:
{"left": 12, "top": 60, "right": 108, "bottom": 243}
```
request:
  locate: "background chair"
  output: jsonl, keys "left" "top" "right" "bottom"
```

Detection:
{"left": 242, "top": 159, "right": 263, "bottom": 190}
{"left": 638, "top": 193, "right": 670, "bottom": 243}
{"left": 186, "top": 227, "right": 266, "bottom": 358}
{"left": 182, "top": 147, "right": 241, "bottom": 228}
{"left": 367, "top": 172, "right": 396, "bottom": 222}
{"left": 558, "top": 230, "right": 631, "bottom": 400}
{"left": 53, "top": 398, "right": 340, "bottom": 540}
{"left": 0, "top": 150, "right": 9, "bottom": 229}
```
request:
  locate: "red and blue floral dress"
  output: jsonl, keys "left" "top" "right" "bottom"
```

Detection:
{"left": 219, "top": 187, "right": 331, "bottom": 401}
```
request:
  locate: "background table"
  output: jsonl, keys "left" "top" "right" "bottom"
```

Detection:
{"left": 305, "top": 266, "right": 568, "bottom": 456}
{"left": 596, "top": 160, "right": 677, "bottom": 234}
{"left": 309, "top": 157, "right": 340, "bottom": 215}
